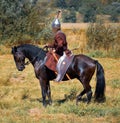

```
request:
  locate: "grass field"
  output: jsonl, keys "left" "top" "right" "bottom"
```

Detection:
{"left": 0, "top": 50, "right": 120, "bottom": 123}
{"left": 0, "top": 22, "right": 120, "bottom": 123}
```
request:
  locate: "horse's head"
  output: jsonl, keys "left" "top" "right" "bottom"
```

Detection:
{"left": 11, "top": 46, "right": 25, "bottom": 71}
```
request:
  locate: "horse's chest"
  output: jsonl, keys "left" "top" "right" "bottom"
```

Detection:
{"left": 34, "top": 61, "right": 43, "bottom": 76}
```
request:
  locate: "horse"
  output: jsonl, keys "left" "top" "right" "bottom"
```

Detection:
{"left": 11, "top": 44, "right": 106, "bottom": 106}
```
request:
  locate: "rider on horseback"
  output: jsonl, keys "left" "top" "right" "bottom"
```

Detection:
{"left": 47, "top": 11, "right": 68, "bottom": 56}
{"left": 44, "top": 10, "right": 73, "bottom": 82}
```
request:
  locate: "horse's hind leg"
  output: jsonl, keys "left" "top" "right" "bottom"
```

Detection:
{"left": 82, "top": 67, "right": 96, "bottom": 103}
{"left": 86, "top": 89, "right": 93, "bottom": 104}
{"left": 76, "top": 77, "right": 93, "bottom": 105}
{"left": 76, "top": 88, "right": 92, "bottom": 104}
{"left": 82, "top": 81, "right": 93, "bottom": 104}
{"left": 76, "top": 89, "right": 86, "bottom": 105}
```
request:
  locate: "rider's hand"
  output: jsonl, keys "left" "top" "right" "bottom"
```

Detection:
{"left": 43, "top": 44, "right": 49, "bottom": 51}
{"left": 43, "top": 44, "right": 48, "bottom": 49}
{"left": 52, "top": 49, "right": 56, "bottom": 52}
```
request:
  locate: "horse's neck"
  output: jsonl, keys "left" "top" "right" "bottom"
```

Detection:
{"left": 23, "top": 48, "right": 37, "bottom": 65}
{"left": 24, "top": 47, "right": 45, "bottom": 66}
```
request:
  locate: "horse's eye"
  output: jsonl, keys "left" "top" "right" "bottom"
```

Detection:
{"left": 18, "top": 58, "right": 22, "bottom": 61}
{"left": 15, "top": 57, "right": 23, "bottom": 62}
{"left": 19, "top": 57, "right": 24, "bottom": 61}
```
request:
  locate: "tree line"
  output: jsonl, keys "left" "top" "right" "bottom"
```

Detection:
{"left": 0, "top": 0, "right": 120, "bottom": 45}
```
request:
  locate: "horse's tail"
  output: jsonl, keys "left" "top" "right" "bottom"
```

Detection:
{"left": 95, "top": 61, "right": 106, "bottom": 102}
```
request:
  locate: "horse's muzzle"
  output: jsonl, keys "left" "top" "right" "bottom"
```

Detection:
{"left": 18, "top": 66, "right": 25, "bottom": 71}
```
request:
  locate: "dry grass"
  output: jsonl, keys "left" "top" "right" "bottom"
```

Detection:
{"left": 62, "top": 23, "right": 120, "bottom": 30}
{"left": 0, "top": 52, "right": 120, "bottom": 123}
{"left": 62, "top": 23, "right": 89, "bottom": 30}
{"left": 63, "top": 28, "right": 87, "bottom": 54}
{"left": 0, "top": 23, "right": 120, "bottom": 122}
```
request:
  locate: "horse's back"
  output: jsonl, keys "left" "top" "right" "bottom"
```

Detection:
{"left": 74, "top": 54, "right": 96, "bottom": 65}
{"left": 71, "top": 54, "right": 96, "bottom": 75}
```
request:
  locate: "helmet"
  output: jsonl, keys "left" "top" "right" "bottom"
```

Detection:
{"left": 52, "top": 18, "right": 61, "bottom": 29}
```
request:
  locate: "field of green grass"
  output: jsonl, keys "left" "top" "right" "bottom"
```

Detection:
{"left": 0, "top": 47, "right": 120, "bottom": 123}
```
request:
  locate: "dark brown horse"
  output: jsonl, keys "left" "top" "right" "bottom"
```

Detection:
{"left": 11, "top": 44, "right": 106, "bottom": 106}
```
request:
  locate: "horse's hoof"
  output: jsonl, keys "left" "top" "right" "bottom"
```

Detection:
{"left": 76, "top": 98, "right": 81, "bottom": 105}
{"left": 43, "top": 103, "right": 47, "bottom": 107}
{"left": 76, "top": 101, "right": 78, "bottom": 105}
{"left": 49, "top": 101, "right": 52, "bottom": 105}
{"left": 87, "top": 100, "right": 91, "bottom": 104}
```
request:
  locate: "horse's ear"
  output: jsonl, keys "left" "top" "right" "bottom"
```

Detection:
{"left": 11, "top": 46, "right": 17, "bottom": 54}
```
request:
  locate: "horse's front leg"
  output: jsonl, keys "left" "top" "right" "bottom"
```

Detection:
{"left": 39, "top": 78, "right": 47, "bottom": 107}
{"left": 46, "top": 82, "right": 52, "bottom": 105}
{"left": 39, "top": 78, "right": 52, "bottom": 107}
{"left": 35, "top": 64, "right": 52, "bottom": 107}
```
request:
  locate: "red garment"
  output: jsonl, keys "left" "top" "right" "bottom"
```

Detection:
{"left": 45, "top": 30, "right": 68, "bottom": 71}
{"left": 48, "top": 30, "right": 68, "bottom": 56}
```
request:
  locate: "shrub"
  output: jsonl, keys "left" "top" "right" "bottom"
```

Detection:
{"left": 63, "top": 9, "right": 76, "bottom": 23}
{"left": 87, "top": 50, "right": 106, "bottom": 58}
{"left": 0, "top": 0, "right": 52, "bottom": 45}
{"left": 86, "top": 22, "right": 120, "bottom": 57}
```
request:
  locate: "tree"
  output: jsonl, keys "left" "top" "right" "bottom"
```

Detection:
{"left": 0, "top": 0, "right": 52, "bottom": 44}
{"left": 0, "top": 0, "right": 34, "bottom": 42}
{"left": 66, "top": 0, "right": 81, "bottom": 11}
{"left": 55, "top": 0, "right": 67, "bottom": 8}
{"left": 83, "top": 1, "right": 98, "bottom": 22}
{"left": 63, "top": 8, "right": 76, "bottom": 23}
{"left": 110, "top": 2, "right": 120, "bottom": 22}
{"left": 84, "top": 8, "right": 96, "bottom": 22}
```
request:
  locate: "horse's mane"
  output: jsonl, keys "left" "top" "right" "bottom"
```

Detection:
{"left": 18, "top": 44, "right": 40, "bottom": 50}
{"left": 18, "top": 44, "right": 46, "bottom": 60}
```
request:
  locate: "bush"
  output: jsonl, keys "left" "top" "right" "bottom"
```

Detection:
{"left": 83, "top": 8, "right": 96, "bottom": 23}
{"left": 87, "top": 50, "right": 106, "bottom": 58}
{"left": 86, "top": 22, "right": 120, "bottom": 57}
{"left": 0, "top": 1, "right": 52, "bottom": 45}
{"left": 63, "top": 9, "right": 76, "bottom": 23}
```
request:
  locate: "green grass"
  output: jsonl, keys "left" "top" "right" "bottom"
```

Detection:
{"left": 0, "top": 54, "right": 120, "bottom": 123}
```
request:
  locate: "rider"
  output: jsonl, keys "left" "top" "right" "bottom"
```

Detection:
{"left": 46, "top": 11, "right": 68, "bottom": 56}
{"left": 44, "top": 10, "right": 71, "bottom": 82}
